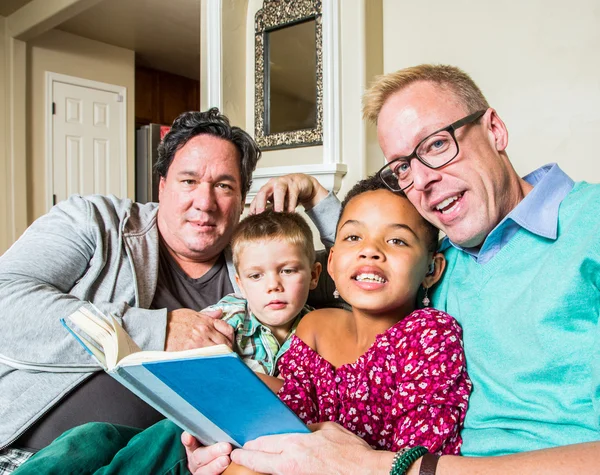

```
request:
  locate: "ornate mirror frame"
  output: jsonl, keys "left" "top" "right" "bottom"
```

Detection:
{"left": 254, "top": 0, "right": 323, "bottom": 150}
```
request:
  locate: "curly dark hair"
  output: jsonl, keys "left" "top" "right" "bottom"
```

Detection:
{"left": 339, "top": 175, "right": 440, "bottom": 252}
{"left": 154, "top": 108, "right": 261, "bottom": 200}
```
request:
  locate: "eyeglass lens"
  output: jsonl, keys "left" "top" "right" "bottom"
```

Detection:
{"left": 382, "top": 130, "right": 458, "bottom": 191}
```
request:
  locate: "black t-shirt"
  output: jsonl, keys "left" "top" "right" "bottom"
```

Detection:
{"left": 151, "top": 240, "right": 233, "bottom": 312}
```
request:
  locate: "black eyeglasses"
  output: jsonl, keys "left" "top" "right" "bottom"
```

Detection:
{"left": 377, "top": 109, "right": 487, "bottom": 192}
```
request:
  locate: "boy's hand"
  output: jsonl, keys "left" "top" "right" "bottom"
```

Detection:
{"left": 182, "top": 431, "right": 233, "bottom": 475}
{"left": 165, "top": 308, "right": 234, "bottom": 351}
{"left": 250, "top": 174, "right": 329, "bottom": 214}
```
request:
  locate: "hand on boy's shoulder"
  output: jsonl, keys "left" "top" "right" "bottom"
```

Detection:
{"left": 296, "top": 307, "right": 350, "bottom": 354}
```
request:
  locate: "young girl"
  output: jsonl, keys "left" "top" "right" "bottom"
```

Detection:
{"left": 277, "top": 175, "right": 470, "bottom": 454}
{"left": 214, "top": 175, "right": 471, "bottom": 474}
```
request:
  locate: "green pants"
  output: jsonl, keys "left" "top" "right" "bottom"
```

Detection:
{"left": 13, "top": 420, "right": 189, "bottom": 475}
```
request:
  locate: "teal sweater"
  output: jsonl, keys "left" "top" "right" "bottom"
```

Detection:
{"left": 432, "top": 182, "right": 600, "bottom": 457}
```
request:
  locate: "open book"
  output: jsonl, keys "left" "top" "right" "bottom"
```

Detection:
{"left": 61, "top": 305, "right": 309, "bottom": 447}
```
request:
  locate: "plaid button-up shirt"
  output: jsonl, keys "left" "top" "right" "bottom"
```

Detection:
{"left": 205, "top": 293, "right": 313, "bottom": 376}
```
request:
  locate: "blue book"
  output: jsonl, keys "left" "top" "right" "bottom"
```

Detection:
{"left": 62, "top": 306, "right": 309, "bottom": 447}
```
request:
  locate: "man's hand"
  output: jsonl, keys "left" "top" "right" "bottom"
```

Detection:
{"left": 249, "top": 174, "right": 329, "bottom": 214}
{"left": 165, "top": 308, "right": 234, "bottom": 351}
{"left": 230, "top": 422, "right": 385, "bottom": 475}
{"left": 182, "top": 431, "right": 233, "bottom": 475}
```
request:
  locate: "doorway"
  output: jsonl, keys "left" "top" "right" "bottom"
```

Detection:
{"left": 46, "top": 72, "right": 127, "bottom": 209}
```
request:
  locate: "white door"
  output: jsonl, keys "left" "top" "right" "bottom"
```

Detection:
{"left": 49, "top": 75, "right": 126, "bottom": 206}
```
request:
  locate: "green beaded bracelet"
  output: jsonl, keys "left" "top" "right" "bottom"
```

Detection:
{"left": 389, "top": 446, "right": 429, "bottom": 475}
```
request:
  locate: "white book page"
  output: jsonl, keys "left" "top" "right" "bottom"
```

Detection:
{"left": 69, "top": 306, "right": 234, "bottom": 369}
{"left": 119, "top": 344, "right": 233, "bottom": 366}
{"left": 107, "top": 314, "right": 142, "bottom": 367}
{"left": 68, "top": 307, "right": 139, "bottom": 370}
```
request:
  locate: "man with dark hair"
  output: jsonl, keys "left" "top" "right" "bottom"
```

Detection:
{"left": 155, "top": 108, "right": 258, "bottom": 197}
{"left": 0, "top": 108, "right": 337, "bottom": 473}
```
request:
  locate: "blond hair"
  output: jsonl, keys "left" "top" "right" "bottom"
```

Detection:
{"left": 362, "top": 64, "right": 489, "bottom": 123}
{"left": 231, "top": 209, "right": 315, "bottom": 269}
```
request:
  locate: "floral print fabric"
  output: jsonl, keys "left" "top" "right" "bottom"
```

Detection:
{"left": 277, "top": 308, "right": 471, "bottom": 454}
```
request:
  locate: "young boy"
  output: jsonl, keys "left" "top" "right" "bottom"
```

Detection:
{"left": 12, "top": 210, "right": 322, "bottom": 475}
{"left": 206, "top": 209, "right": 322, "bottom": 376}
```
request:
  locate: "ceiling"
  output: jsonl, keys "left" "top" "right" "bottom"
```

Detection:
{"left": 1, "top": 0, "right": 201, "bottom": 80}
{"left": 0, "top": 0, "right": 31, "bottom": 16}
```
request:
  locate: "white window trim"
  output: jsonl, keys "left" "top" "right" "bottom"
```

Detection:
{"left": 205, "top": 0, "right": 222, "bottom": 110}
{"left": 207, "top": 0, "right": 345, "bottom": 204}
{"left": 246, "top": 162, "right": 347, "bottom": 202}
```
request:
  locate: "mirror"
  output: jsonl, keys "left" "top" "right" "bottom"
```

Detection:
{"left": 255, "top": 0, "right": 323, "bottom": 150}
{"left": 267, "top": 19, "right": 317, "bottom": 134}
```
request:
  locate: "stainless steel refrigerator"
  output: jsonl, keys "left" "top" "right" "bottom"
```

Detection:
{"left": 135, "top": 124, "right": 170, "bottom": 203}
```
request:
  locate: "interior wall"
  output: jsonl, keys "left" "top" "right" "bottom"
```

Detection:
{"left": 27, "top": 28, "right": 135, "bottom": 221}
{"left": 0, "top": 17, "right": 8, "bottom": 254}
{"left": 336, "top": 0, "right": 367, "bottom": 201}
{"left": 335, "top": 0, "right": 384, "bottom": 202}
{"left": 382, "top": 0, "right": 600, "bottom": 183}
{"left": 1, "top": 17, "right": 27, "bottom": 256}
{"left": 222, "top": 0, "right": 247, "bottom": 129}
{"left": 364, "top": 0, "right": 383, "bottom": 176}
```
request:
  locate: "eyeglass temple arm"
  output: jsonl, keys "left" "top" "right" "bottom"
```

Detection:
{"left": 451, "top": 109, "right": 487, "bottom": 130}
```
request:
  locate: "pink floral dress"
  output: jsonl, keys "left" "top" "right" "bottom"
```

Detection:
{"left": 277, "top": 308, "right": 471, "bottom": 454}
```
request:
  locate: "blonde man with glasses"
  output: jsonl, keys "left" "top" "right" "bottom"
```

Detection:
{"left": 187, "top": 65, "right": 599, "bottom": 475}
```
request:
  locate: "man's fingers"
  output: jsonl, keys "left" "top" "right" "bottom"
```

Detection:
{"left": 241, "top": 433, "right": 295, "bottom": 453}
{"left": 193, "top": 443, "right": 232, "bottom": 465}
{"left": 285, "top": 187, "right": 299, "bottom": 213}
{"left": 192, "top": 321, "right": 233, "bottom": 348}
{"left": 213, "top": 319, "right": 235, "bottom": 341}
{"left": 250, "top": 177, "right": 297, "bottom": 214}
{"left": 250, "top": 187, "right": 270, "bottom": 214}
{"left": 208, "top": 333, "right": 234, "bottom": 348}
{"left": 191, "top": 455, "right": 230, "bottom": 475}
{"left": 189, "top": 325, "right": 229, "bottom": 348}
{"left": 167, "top": 308, "right": 232, "bottom": 351}
{"left": 200, "top": 308, "right": 224, "bottom": 319}
{"left": 182, "top": 431, "right": 201, "bottom": 451}
{"left": 190, "top": 444, "right": 232, "bottom": 475}
{"left": 249, "top": 174, "right": 327, "bottom": 215}
{"left": 230, "top": 448, "right": 281, "bottom": 474}
{"left": 270, "top": 183, "right": 288, "bottom": 212}
{"left": 211, "top": 319, "right": 235, "bottom": 348}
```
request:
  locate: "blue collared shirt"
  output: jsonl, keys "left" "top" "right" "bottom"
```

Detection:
{"left": 440, "top": 163, "right": 575, "bottom": 264}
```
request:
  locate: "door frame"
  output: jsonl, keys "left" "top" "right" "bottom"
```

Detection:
{"left": 45, "top": 72, "right": 127, "bottom": 211}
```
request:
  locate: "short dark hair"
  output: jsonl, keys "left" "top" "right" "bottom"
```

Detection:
{"left": 231, "top": 209, "right": 315, "bottom": 270}
{"left": 154, "top": 108, "right": 261, "bottom": 200}
{"left": 340, "top": 175, "right": 440, "bottom": 253}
